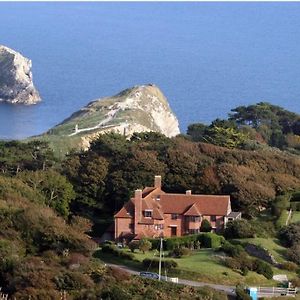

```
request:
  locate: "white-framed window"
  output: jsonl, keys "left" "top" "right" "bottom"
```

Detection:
{"left": 144, "top": 210, "right": 153, "bottom": 218}
{"left": 154, "top": 224, "right": 164, "bottom": 230}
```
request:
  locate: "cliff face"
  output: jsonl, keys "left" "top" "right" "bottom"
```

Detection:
{"left": 42, "top": 84, "right": 180, "bottom": 152}
{"left": 0, "top": 45, "right": 40, "bottom": 104}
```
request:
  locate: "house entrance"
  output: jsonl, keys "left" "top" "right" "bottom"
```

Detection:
{"left": 171, "top": 226, "right": 177, "bottom": 236}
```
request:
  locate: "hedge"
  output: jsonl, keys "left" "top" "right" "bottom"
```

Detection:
{"left": 148, "top": 233, "right": 224, "bottom": 251}
{"left": 142, "top": 258, "right": 178, "bottom": 270}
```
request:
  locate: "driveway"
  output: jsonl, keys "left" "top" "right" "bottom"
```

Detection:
{"left": 105, "top": 263, "right": 236, "bottom": 296}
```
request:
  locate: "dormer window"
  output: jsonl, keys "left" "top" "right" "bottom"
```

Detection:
{"left": 144, "top": 210, "right": 153, "bottom": 218}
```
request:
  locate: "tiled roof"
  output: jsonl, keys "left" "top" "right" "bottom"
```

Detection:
{"left": 227, "top": 212, "right": 241, "bottom": 218}
{"left": 142, "top": 187, "right": 156, "bottom": 197}
{"left": 183, "top": 203, "right": 201, "bottom": 216}
{"left": 153, "top": 207, "right": 164, "bottom": 220}
{"left": 114, "top": 199, "right": 134, "bottom": 218}
{"left": 159, "top": 194, "right": 230, "bottom": 216}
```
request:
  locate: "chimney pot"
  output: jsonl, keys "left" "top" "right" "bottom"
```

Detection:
{"left": 135, "top": 189, "right": 142, "bottom": 199}
{"left": 154, "top": 175, "right": 162, "bottom": 188}
{"left": 186, "top": 190, "right": 192, "bottom": 195}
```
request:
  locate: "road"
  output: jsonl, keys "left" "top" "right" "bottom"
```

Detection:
{"left": 105, "top": 263, "right": 236, "bottom": 296}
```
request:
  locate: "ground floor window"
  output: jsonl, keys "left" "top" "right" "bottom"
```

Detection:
{"left": 154, "top": 224, "right": 164, "bottom": 230}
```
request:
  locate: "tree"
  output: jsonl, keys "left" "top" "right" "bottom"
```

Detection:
{"left": 139, "top": 239, "right": 152, "bottom": 254}
{"left": 279, "top": 222, "right": 300, "bottom": 247}
{"left": 200, "top": 219, "right": 212, "bottom": 232}
{"left": 187, "top": 123, "right": 208, "bottom": 142}
{"left": 17, "top": 169, "right": 75, "bottom": 217}
{"left": 224, "top": 219, "right": 255, "bottom": 239}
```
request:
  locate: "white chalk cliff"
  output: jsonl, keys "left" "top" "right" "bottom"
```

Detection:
{"left": 0, "top": 45, "right": 40, "bottom": 104}
{"left": 48, "top": 84, "right": 180, "bottom": 149}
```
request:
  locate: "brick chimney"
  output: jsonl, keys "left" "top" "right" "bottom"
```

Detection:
{"left": 134, "top": 189, "right": 142, "bottom": 233}
{"left": 186, "top": 190, "right": 192, "bottom": 195}
{"left": 154, "top": 175, "right": 162, "bottom": 189}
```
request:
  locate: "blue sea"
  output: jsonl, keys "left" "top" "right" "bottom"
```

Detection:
{"left": 1, "top": 2, "right": 300, "bottom": 139}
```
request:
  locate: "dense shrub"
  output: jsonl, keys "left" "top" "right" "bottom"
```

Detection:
{"left": 101, "top": 244, "right": 117, "bottom": 254}
{"left": 200, "top": 219, "right": 212, "bottom": 232}
{"left": 286, "top": 245, "right": 300, "bottom": 265}
{"left": 236, "top": 285, "right": 252, "bottom": 300}
{"left": 128, "top": 241, "right": 139, "bottom": 253}
{"left": 279, "top": 261, "right": 299, "bottom": 271}
{"left": 142, "top": 258, "right": 178, "bottom": 270}
{"left": 290, "top": 202, "right": 300, "bottom": 211}
{"left": 164, "top": 235, "right": 198, "bottom": 251}
{"left": 271, "top": 194, "right": 290, "bottom": 218}
{"left": 139, "top": 239, "right": 152, "bottom": 254}
{"left": 169, "top": 247, "right": 191, "bottom": 258}
{"left": 224, "top": 219, "right": 255, "bottom": 239}
{"left": 224, "top": 257, "right": 241, "bottom": 270}
{"left": 253, "top": 259, "right": 273, "bottom": 279}
{"left": 199, "top": 233, "right": 225, "bottom": 248}
{"left": 221, "top": 241, "right": 244, "bottom": 257}
{"left": 279, "top": 222, "right": 300, "bottom": 247}
{"left": 101, "top": 244, "right": 135, "bottom": 261}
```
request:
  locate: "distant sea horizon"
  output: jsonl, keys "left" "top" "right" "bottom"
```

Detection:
{"left": 1, "top": 2, "right": 300, "bottom": 140}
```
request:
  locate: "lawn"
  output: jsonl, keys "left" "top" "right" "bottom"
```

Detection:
{"left": 291, "top": 211, "right": 300, "bottom": 223}
{"left": 96, "top": 247, "right": 277, "bottom": 286}
{"left": 235, "top": 238, "right": 287, "bottom": 263}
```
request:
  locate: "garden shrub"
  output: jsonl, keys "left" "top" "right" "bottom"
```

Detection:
{"left": 128, "top": 241, "right": 139, "bottom": 253}
{"left": 221, "top": 241, "right": 244, "bottom": 257}
{"left": 224, "top": 219, "right": 255, "bottom": 239}
{"left": 169, "top": 247, "right": 191, "bottom": 258}
{"left": 101, "top": 244, "right": 117, "bottom": 254}
{"left": 142, "top": 258, "right": 178, "bottom": 270}
{"left": 139, "top": 239, "right": 152, "bottom": 254}
{"left": 199, "top": 232, "right": 224, "bottom": 248}
{"left": 200, "top": 219, "right": 212, "bottom": 232}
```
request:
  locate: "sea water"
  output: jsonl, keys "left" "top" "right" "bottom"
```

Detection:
{"left": 1, "top": 2, "right": 300, "bottom": 139}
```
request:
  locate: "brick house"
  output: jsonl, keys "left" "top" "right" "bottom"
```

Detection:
{"left": 114, "top": 176, "right": 241, "bottom": 241}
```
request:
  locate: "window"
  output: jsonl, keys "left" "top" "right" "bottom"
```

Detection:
{"left": 156, "top": 195, "right": 160, "bottom": 201}
{"left": 154, "top": 224, "right": 164, "bottom": 230}
{"left": 129, "top": 223, "right": 134, "bottom": 230}
{"left": 171, "top": 214, "right": 178, "bottom": 220}
{"left": 144, "top": 210, "right": 152, "bottom": 218}
{"left": 211, "top": 215, "right": 216, "bottom": 222}
{"left": 189, "top": 229, "right": 199, "bottom": 234}
{"left": 189, "top": 216, "right": 200, "bottom": 222}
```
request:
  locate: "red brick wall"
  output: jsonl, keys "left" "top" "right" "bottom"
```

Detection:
{"left": 115, "top": 217, "right": 132, "bottom": 240}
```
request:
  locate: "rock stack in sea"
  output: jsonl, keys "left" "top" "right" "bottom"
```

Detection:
{"left": 0, "top": 45, "right": 40, "bottom": 105}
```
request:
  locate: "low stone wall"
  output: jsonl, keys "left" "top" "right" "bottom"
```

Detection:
{"left": 245, "top": 243, "right": 278, "bottom": 265}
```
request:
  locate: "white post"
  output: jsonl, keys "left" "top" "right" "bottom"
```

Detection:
{"left": 158, "top": 237, "right": 163, "bottom": 281}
